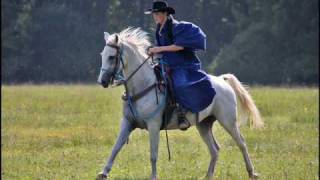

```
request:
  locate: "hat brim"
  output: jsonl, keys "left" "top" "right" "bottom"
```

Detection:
{"left": 144, "top": 7, "right": 175, "bottom": 15}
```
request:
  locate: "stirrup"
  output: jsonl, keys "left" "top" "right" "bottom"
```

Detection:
{"left": 176, "top": 105, "right": 190, "bottom": 130}
{"left": 178, "top": 117, "right": 190, "bottom": 131}
{"left": 178, "top": 113, "right": 190, "bottom": 131}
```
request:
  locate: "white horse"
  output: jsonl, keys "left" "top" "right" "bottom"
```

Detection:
{"left": 96, "top": 27, "right": 263, "bottom": 180}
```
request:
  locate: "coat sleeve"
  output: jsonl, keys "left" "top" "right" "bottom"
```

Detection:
{"left": 173, "top": 21, "right": 206, "bottom": 51}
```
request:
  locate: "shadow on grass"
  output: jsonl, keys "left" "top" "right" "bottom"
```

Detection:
{"left": 113, "top": 177, "right": 198, "bottom": 180}
{"left": 113, "top": 178, "right": 149, "bottom": 180}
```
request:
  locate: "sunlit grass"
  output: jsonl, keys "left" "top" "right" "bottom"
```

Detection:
{"left": 1, "top": 85, "right": 319, "bottom": 179}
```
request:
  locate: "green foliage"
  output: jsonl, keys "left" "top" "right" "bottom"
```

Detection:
{"left": 1, "top": 0, "right": 318, "bottom": 85}
{"left": 2, "top": 85, "right": 319, "bottom": 179}
{"left": 212, "top": 0, "right": 319, "bottom": 85}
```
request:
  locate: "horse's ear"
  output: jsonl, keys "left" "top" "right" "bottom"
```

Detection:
{"left": 104, "top": 32, "right": 110, "bottom": 44}
{"left": 114, "top": 34, "right": 119, "bottom": 44}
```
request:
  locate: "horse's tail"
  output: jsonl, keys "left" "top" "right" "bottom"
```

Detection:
{"left": 221, "top": 73, "right": 264, "bottom": 129}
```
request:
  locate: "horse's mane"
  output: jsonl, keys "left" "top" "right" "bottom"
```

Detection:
{"left": 117, "top": 27, "right": 151, "bottom": 59}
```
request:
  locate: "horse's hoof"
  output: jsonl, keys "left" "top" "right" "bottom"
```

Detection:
{"left": 96, "top": 173, "right": 107, "bottom": 180}
{"left": 249, "top": 172, "right": 259, "bottom": 180}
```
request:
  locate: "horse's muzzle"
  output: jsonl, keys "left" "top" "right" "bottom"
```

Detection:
{"left": 97, "top": 72, "right": 111, "bottom": 88}
{"left": 100, "top": 80, "right": 109, "bottom": 88}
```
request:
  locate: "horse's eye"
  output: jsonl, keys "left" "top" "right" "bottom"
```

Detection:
{"left": 109, "top": 56, "right": 116, "bottom": 60}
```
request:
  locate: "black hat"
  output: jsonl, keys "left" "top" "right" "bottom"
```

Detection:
{"left": 144, "top": 1, "right": 175, "bottom": 15}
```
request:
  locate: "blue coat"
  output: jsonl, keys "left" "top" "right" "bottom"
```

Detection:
{"left": 156, "top": 17, "right": 216, "bottom": 113}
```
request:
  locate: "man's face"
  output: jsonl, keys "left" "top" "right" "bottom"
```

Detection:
{"left": 152, "top": 11, "right": 167, "bottom": 24}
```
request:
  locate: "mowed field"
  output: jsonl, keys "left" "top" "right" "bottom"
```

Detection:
{"left": 1, "top": 85, "right": 319, "bottom": 180}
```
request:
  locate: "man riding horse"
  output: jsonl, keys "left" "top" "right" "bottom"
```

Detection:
{"left": 96, "top": 1, "right": 263, "bottom": 179}
{"left": 146, "top": 1, "right": 216, "bottom": 130}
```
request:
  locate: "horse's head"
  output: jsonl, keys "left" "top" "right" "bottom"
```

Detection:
{"left": 97, "top": 28, "right": 152, "bottom": 88}
{"left": 97, "top": 32, "right": 123, "bottom": 88}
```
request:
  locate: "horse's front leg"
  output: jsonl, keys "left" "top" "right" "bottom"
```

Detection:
{"left": 96, "top": 118, "right": 134, "bottom": 180}
{"left": 148, "top": 122, "right": 161, "bottom": 180}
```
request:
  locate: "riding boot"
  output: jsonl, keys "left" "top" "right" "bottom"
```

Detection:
{"left": 177, "top": 105, "right": 190, "bottom": 131}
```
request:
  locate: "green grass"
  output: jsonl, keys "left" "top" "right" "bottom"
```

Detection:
{"left": 1, "top": 85, "right": 319, "bottom": 179}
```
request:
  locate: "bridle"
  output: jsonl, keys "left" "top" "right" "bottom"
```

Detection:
{"left": 100, "top": 43, "right": 123, "bottom": 85}
{"left": 101, "top": 43, "right": 152, "bottom": 86}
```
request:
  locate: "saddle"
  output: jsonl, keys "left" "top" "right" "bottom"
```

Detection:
{"left": 153, "top": 65, "right": 177, "bottom": 130}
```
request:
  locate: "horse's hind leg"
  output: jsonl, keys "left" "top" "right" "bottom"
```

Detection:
{"left": 218, "top": 114, "right": 258, "bottom": 179}
{"left": 96, "top": 118, "right": 134, "bottom": 180}
{"left": 196, "top": 117, "right": 220, "bottom": 179}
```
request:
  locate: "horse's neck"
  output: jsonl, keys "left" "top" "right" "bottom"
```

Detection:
{"left": 123, "top": 49, "right": 156, "bottom": 94}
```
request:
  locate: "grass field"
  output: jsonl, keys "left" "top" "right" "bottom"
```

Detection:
{"left": 1, "top": 85, "right": 319, "bottom": 179}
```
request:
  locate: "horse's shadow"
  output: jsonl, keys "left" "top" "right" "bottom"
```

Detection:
{"left": 112, "top": 177, "right": 198, "bottom": 180}
{"left": 112, "top": 178, "right": 148, "bottom": 180}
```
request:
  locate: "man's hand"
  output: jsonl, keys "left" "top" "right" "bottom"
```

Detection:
{"left": 147, "top": 45, "right": 184, "bottom": 55}
{"left": 148, "top": 47, "right": 162, "bottom": 55}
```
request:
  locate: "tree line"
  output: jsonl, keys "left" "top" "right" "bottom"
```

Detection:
{"left": 2, "top": 0, "right": 318, "bottom": 85}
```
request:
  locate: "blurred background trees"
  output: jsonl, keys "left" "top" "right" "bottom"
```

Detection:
{"left": 2, "top": 0, "right": 318, "bottom": 85}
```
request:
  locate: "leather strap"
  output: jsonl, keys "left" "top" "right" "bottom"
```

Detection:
{"left": 122, "top": 83, "right": 157, "bottom": 102}
{"left": 132, "top": 83, "right": 157, "bottom": 101}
